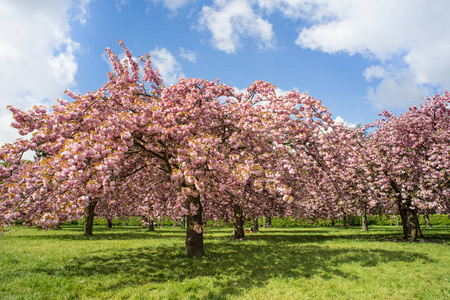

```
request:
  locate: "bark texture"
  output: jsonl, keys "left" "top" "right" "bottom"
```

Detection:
{"left": 424, "top": 211, "right": 432, "bottom": 228}
{"left": 147, "top": 204, "right": 155, "bottom": 231}
{"left": 361, "top": 208, "right": 368, "bottom": 231}
{"left": 251, "top": 218, "right": 259, "bottom": 232}
{"left": 265, "top": 216, "right": 272, "bottom": 228}
{"left": 185, "top": 195, "right": 204, "bottom": 257}
{"left": 148, "top": 219, "right": 155, "bottom": 231}
{"left": 233, "top": 204, "right": 245, "bottom": 239}
{"left": 397, "top": 199, "right": 423, "bottom": 240}
{"left": 107, "top": 218, "right": 113, "bottom": 229}
{"left": 84, "top": 199, "right": 98, "bottom": 236}
{"left": 342, "top": 214, "right": 348, "bottom": 229}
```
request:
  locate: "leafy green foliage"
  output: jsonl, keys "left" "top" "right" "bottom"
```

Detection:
{"left": 66, "top": 214, "right": 450, "bottom": 229}
{"left": 68, "top": 216, "right": 177, "bottom": 227}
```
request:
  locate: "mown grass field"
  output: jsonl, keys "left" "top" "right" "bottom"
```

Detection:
{"left": 1, "top": 225, "right": 449, "bottom": 299}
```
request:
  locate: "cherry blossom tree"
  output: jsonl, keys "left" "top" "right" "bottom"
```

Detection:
{"left": 315, "top": 124, "right": 383, "bottom": 231}
{"left": 366, "top": 92, "right": 450, "bottom": 239}
{"left": 3, "top": 41, "right": 445, "bottom": 254}
{"left": 0, "top": 42, "right": 329, "bottom": 256}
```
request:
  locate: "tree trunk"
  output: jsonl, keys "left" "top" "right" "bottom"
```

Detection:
{"left": 147, "top": 202, "right": 155, "bottom": 231}
{"left": 84, "top": 199, "right": 98, "bottom": 236}
{"left": 185, "top": 195, "right": 204, "bottom": 257}
{"left": 251, "top": 217, "right": 259, "bottom": 232}
{"left": 265, "top": 216, "right": 272, "bottom": 228}
{"left": 107, "top": 217, "right": 113, "bottom": 229}
{"left": 361, "top": 208, "right": 368, "bottom": 231}
{"left": 342, "top": 214, "right": 348, "bottom": 229}
{"left": 148, "top": 219, "right": 155, "bottom": 231}
{"left": 233, "top": 204, "right": 245, "bottom": 239}
{"left": 397, "top": 199, "right": 423, "bottom": 240}
{"left": 330, "top": 218, "right": 335, "bottom": 227}
{"left": 424, "top": 210, "right": 432, "bottom": 228}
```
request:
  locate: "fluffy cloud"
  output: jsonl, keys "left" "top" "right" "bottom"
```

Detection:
{"left": 364, "top": 65, "right": 433, "bottom": 109}
{"left": 149, "top": 0, "right": 192, "bottom": 11}
{"left": 290, "top": 0, "right": 450, "bottom": 108}
{"left": 366, "top": 72, "right": 432, "bottom": 109}
{"left": 73, "top": 0, "right": 92, "bottom": 24}
{"left": 257, "top": 0, "right": 319, "bottom": 20}
{"left": 150, "top": 47, "right": 185, "bottom": 85}
{"left": 199, "top": 0, "right": 275, "bottom": 54}
{"left": 199, "top": 0, "right": 450, "bottom": 109}
{"left": 0, "top": 0, "right": 89, "bottom": 147}
{"left": 334, "top": 116, "right": 357, "bottom": 128}
{"left": 179, "top": 47, "right": 197, "bottom": 63}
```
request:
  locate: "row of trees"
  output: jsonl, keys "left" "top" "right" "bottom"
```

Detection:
{"left": 1, "top": 42, "right": 449, "bottom": 256}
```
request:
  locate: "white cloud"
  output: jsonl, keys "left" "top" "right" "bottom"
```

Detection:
{"left": 405, "top": 44, "right": 450, "bottom": 87}
{"left": 363, "top": 65, "right": 386, "bottom": 82}
{"left": 199, "top": 0, "right": 275, "bottom": 54}
{"left": 0, "top": 0, "right": 87, "bottom": 147}
{"left": 115, "top": 0, "right": 130, "bottom": 11}
{"left": 294, "top": 1, "right": 433, "bottom": 59}
{"left": 275, "top": 87, "right": 300, "bottom": 96}
{"left": 286, "top": 0, "right": 450, "bottom": 109}
{"left": 334, "top": 116, "right": 356, "bottom": 128}
{"left": 257, "top": 0, "right": 319, "bottom": 20}
{"left": 150, "top": 47, "right": 184, "bottom": 85}
{"left": 72, "top": 0, "right": 92, "bottom": 24}
{"left": 366, "top": 68, "right": 432, "bottom": 109}
{"left": 363, "top": 64, "right": 432, "bottom": 109}
{"left": 179, "top": 47, "right": 197, "bottom": 63}
{"left": 148, "top": 0, "right": 192, "bottom": 12}
{"left": 197, "top": 0, "right": 450, "bottom": 108}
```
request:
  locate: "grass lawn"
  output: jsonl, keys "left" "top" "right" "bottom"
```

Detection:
{"left": 0, "top": 225, "right": 449, "bottom": 299}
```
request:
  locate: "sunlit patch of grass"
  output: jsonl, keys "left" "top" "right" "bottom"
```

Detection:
{"left": 0, "top": 225, "right": 449, "bottom": 299}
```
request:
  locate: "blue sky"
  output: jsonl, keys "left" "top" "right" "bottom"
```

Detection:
{"left": 1, "top": 0, "right": 450, "bottom": 146}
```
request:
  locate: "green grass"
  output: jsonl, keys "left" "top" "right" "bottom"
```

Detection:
{"left": 1, "top": 225, "right": 449, "bottom": 299}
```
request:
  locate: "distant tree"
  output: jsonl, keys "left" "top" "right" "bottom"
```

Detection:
{"left": 366, "top": 93, "right": 450, "bottom": 239}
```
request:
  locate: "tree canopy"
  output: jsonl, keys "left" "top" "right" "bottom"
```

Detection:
{"left": 1, "top": 42, "right": 449, "bottom": 255}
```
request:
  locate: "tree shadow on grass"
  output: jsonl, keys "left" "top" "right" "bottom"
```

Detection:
{"left": 235, "top": 230, "right": 401, "bottom": 244}
{"left": 38, "top": 237, "right": 435, "bottom": 299}
{"left": 12, "top": 225, "right": 449, "bottom": 246}
{"left": 420, "top": 227, "right": 450, "bottom": 241}
{"left": 252, "top": 226, "right": 450, "bottom": 244}
{"left": 11, "top": 226, "right": 187, "bottom": 241}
